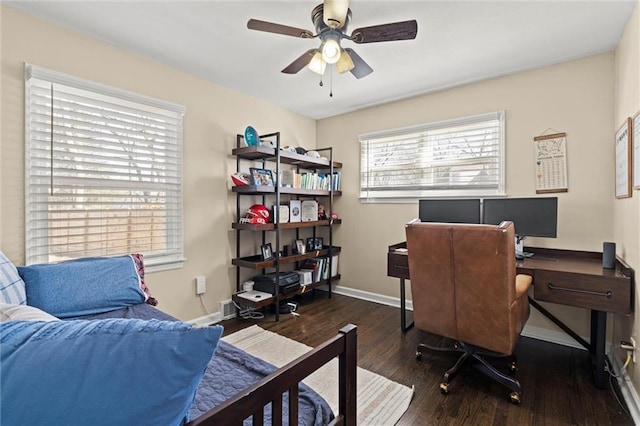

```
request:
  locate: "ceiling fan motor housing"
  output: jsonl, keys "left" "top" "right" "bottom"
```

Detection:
{"left": 312, "top": 4, "right": 351, "bottom": 36}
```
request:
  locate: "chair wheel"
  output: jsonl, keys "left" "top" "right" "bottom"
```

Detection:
{"left": 416, "top": 351, "right": 423, "bottom": 360}
{"left": 439, "top": 383, "right": 449, "bottom": 394}
{"left": 509, "top": 392, "right": 521, "bottom": 404}
{"left": 510, "top": 361, "right": 517, "bottom": 372}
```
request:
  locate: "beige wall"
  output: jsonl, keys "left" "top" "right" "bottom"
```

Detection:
{"left": 0, "top": 6, "right": 316, "bottom": 321}
{"left": 614, "top": 0, "right": 640, "bottom": 394}
{"left": 1, "top": 3, "right": 636, "bottom": 362}
{"left": 318, "top": 53, "right": 616, "bottom": 337}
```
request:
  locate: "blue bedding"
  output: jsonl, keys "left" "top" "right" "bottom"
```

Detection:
{"left": 78, "top": 304, "right": 334, "bottom": 425}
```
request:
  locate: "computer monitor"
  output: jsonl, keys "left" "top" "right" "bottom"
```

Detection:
{"left": 481, "top": 197, "right": 558, "bottom": 238}
{"left": 418, "top": 199, "right": 481, "bottom": 224}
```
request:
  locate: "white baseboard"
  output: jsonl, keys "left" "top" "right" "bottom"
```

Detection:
{"left": 329, "top": 283, "right": 415, "bottom": 311}
{"left": 612, "top": 355, "right": 640, "bottom": 424}
{"left": 189, "top": 312, "right": 224, "bottom": 327}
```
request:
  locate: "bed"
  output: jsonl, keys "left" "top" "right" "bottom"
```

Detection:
{"left": 0, "top": 252, "right": 357, "bottom": 426}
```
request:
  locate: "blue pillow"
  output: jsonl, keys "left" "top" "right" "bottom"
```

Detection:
{"left": 1, "top": 319, "right": 223, "bottom": 426}
{"left": 19, "top": 255, "right": 146, "bottom": 318}
{"left": 0, "top": 251, "right": 27, "bottom": 305}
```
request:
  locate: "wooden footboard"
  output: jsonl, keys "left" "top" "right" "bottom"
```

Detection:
{"left": 186, "top": 324, "right": 357, "bottom": 426}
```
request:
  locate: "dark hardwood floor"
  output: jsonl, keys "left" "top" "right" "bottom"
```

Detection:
{"left": 220, "top": 292, "right": 633, "bottom": 425}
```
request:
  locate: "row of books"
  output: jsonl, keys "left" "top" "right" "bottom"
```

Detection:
{"left": 279, "top": 171, "right": 341, "bottom": 191}
{"left": 299, "top": 255, "right": 339, "bottom": 283}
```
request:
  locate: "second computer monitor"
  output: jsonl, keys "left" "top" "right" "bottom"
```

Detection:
{"left": 418, "top": 199, "right": 481, "bottom": 224}
{"left": 482, "top": 197, "right": 558, "bottom": 238}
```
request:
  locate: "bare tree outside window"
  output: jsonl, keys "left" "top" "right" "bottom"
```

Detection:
{"left": 360, "top": 112, "right": 504, "bottom": 201}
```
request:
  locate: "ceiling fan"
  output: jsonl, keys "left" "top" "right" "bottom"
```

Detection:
{"left": 247, "top": 0, "right": 418, "bottom": 79}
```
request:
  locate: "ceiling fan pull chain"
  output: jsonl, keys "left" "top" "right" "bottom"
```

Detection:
{"left": 329, "top": 66, "right": 333, "bottom": 98}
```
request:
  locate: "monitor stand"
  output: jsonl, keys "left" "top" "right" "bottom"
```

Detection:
{"left": 515, "top": 235, "right": 534, "bottom": 260}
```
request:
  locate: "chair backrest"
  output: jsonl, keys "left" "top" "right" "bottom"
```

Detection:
{"left": 405, "top": 221, "right": 520, "bottom": 354}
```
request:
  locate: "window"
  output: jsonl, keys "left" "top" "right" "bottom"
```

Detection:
{"left": 24, "top": 64, "right": 185, "bottom": 271}
{"left": 360, "top": 111, "right": 505, "bottom": 202}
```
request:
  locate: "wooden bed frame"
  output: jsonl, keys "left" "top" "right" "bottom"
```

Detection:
{"left": 186, "top": 324, "right": 358, "bottom": 426}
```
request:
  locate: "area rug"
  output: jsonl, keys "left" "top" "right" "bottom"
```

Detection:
{"left": 223, "top": 325, "right": 414, "bottom": 425}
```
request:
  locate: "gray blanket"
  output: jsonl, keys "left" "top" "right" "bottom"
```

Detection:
{"left": 78, "top": 304, "right": 334, "bottom": 425}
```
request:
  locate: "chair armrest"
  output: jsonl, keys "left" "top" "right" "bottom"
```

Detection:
{"left": 514, "top": 274, "right": 533, "bottom": 300}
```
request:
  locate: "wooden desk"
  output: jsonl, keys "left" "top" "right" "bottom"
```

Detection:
{"left": 387, "top": 242, "right": 634, "bottom": 389}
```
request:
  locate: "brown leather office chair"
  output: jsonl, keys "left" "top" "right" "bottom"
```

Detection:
{"left": 405, "top": 221, "right": 532, "bottom": 403}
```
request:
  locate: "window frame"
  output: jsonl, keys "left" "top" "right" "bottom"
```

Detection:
{"left": 359, "top": 111, "right": 506, "bottom": 203}
{"left": 24, "top": 64, "right": 185, "bottom": 272}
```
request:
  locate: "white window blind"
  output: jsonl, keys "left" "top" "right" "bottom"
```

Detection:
{"left": 359, "top": 111, "right": 505, "bottom": 201}
{"left": 24, "top": 64, "right": 185, "bottom": 270}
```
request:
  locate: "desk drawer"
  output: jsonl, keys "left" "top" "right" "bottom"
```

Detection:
{"left": 388, "top": 252, "right": 409, "bottom": 279}
{"left": 534, "top": 270, "right": 631, "bottom": 314}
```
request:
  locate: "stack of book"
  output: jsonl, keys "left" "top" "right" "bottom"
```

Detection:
{"left": 278, "top": 171, "right": 341, "bottom": 191}
{"left": 300, "top": 255, "right": 339, "bottom": 283}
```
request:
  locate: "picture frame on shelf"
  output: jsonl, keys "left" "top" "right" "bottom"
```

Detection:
{"left": 295, "top": 239, "right": 306, "bottom": 255}
{"left": 615, "top": 118, "right": 632, "bottom": 199}
{"left": 249, "top": 167, "right": 274, "bottom": 186}
{"left": 301, "top": 200, "right": 318, "bottom": 222}
{"left": 289, "top": 200, "right": 301, "bottom": 222}
{"left": 306, "top": 237, "right": 323, "bottom": 252}
{"left": 261, "top": 243, "right": 274, "bottom": 260}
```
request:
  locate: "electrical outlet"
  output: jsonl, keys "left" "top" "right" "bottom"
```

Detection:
{"left": 621, "top": 338, "right": 637, "bottom": 363}
{"left": 195, "top": 276, "right": 206, "bottom": 295}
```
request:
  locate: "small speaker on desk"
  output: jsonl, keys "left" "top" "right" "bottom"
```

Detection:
{"left": 602, "top": 242, "right": 616, "bottom": 269}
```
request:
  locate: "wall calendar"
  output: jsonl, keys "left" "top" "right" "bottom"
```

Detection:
{"left": 534, "top": 132, "right": 568, "bottom": 194}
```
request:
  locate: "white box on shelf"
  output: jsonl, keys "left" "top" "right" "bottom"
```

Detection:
{"left": 296, "top": 270, "right": 313, "bottom": 285}
{"left": 331, "top": 255, "right": 339, "bottom": 277}
{"left": 301, "top": 200, "right": 318, "bottom": 222}
{"left": 289, "top": 200, "right": 301, "bottom": 222}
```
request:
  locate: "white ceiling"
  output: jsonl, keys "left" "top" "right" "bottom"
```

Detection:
{"left": 5, "top": 1, "right": 636, "bottom": 120}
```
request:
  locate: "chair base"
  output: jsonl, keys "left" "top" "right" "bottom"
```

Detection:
{"left": 416, "top": 341, "right": 522, "bottom": 403}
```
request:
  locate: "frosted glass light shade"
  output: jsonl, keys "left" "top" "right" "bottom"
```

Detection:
{"left": 308, "top": 52, "right": 327, "bottom": 75}
{"left": 336, "top": 50, "right": 355, "bottom": 73}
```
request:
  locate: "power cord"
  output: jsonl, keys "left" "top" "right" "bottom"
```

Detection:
{"left": 233, "top": 300, "right": 264, "bottom": 320}
{"left": 198, "top": 294, "right": 211, "bottom": 315}
{"left": 604, "top": 345, "right": 633, "bottom": 421}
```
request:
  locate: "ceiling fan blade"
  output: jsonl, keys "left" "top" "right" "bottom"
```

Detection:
{"left": 282, "top": 49, "right": 319, "bottom": 74}
{"left": 323, "top": 0, "right": 350, "bottom": 29}
{"left": 247, "top": 19, "right": 313, "bottom": 39}
{"left": 350, "top": 20, "right": 418, "bottom": 43}
{"left": 344, "top": 48, "right": 373, "bottom": 79}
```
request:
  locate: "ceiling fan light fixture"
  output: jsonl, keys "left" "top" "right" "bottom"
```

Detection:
{"left": 323, "top": 0, "right": 349, "bottom": 29}
{"left": 336, "top": 49, "right": 354, "bottom": 73}
{"left": 308, "top": 52, "right": 327, "bottom": 74}
{"left": 321, "top": 38, "right": 341, "bottom": 64}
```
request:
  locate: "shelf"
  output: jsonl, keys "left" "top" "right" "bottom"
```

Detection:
{"left": 232, "top": 219, "right": 342, "bottom": 231}
{"left": 232, "top": 275, "right": 341, "bottom": 308}
{"left": 232, "top": 136, "right": 341, "bottom": 320}
{"left": 232, "top": 185, "right": 341, "bottom": 197}
{"left": 232, "top": 246, "right": 342, "bottom": 270}
{"left": 232, "top": 145, "right": 342, "bottom": 169}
